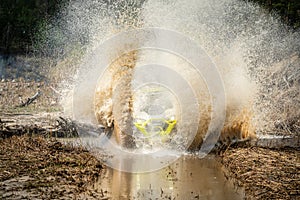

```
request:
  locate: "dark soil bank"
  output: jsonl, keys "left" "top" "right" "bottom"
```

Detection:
{"left": 0, "top": 136, "right": 105, "bottom": 199}
{"left": 221, "top": 147, "right": 300, "bottom": 200}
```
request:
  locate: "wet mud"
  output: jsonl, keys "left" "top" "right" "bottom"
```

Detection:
{"left": 90, "top": 155, "right": 244, "bottom": 200}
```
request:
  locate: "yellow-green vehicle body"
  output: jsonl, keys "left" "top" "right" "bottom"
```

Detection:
{"left": 134, "top": 118, "right": 177, "bottom": 136}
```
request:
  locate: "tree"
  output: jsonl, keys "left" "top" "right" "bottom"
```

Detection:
{"left": 250, "top": 0, "right": 300, "bottom": 28}
{"left": 0, "top": 0, "right": 66, "bottom": 54}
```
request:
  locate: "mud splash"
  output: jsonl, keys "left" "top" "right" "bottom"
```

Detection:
{"left": 39, "top": 0, "right": 300, "bottom": 149}
{"left": 94, "top": 51, "right": 138, "bottom": 148}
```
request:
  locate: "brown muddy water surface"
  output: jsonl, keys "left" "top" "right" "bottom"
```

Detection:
{"left": 90, "top": 155, "right": 244, "bottom": 200}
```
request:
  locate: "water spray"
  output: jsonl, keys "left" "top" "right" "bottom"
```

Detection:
{"left": 40, "top": 0, "right": 300, "bottom": 172}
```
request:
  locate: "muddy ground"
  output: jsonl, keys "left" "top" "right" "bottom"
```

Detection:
{"left": 0, "top": 136, "right": 106, "bottom": 199}
{"left": 0, "top": 81, "right": 299, "bottom": 199}
{"left": 0, "top": 80, "right": 61, "bottom": 113}
{"left": 1, "top": 133, "right": 299, "bottom": 199}
{"left": 221, "top": 146, "right": 299, "bottom": 200}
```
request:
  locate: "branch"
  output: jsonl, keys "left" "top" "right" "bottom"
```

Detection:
{"left": 19, "top": 90, "right": 42, "bottom": 107}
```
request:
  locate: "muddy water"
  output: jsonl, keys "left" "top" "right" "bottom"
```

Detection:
{"left": 90, "top": 155, "right": 244, "bottom": 200}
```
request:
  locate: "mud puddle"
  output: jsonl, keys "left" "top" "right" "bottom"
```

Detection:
{"left": 90, "top": 155, "right": 244, "bottom": 200}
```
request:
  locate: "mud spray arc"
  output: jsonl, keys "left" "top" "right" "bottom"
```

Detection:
{"left": 40, "top": 0, "right": 300, "bottom": 172}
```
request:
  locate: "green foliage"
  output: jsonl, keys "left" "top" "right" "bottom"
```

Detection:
{"left": 250, "top": 0, "right": 300, "bottom": 29}
{"left": 0, "top": 0, "right": 66, "bottom": 54}
{"left": 0, "top": 0, "right": 299, "bottom": 54}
